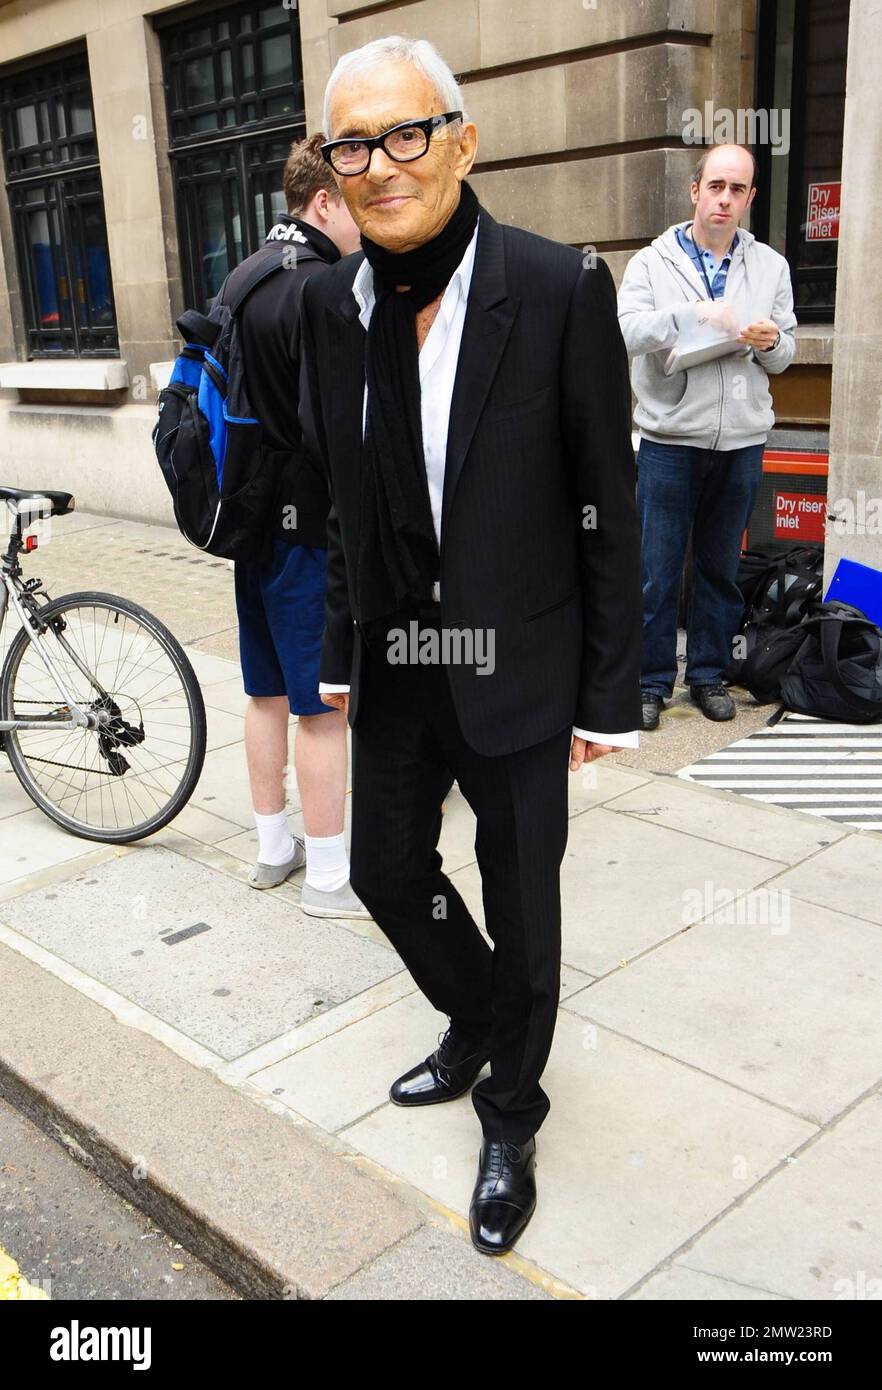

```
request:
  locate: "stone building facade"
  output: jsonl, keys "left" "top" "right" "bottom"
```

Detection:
{"left": 0, "top": 0, "right": 877, "bottom": 585}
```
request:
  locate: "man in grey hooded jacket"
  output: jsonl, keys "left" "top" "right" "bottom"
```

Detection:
{"left": 618, "top": 143, "right": 797, "bottom": 730}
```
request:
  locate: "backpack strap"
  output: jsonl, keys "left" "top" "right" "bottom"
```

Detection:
{"left": 755, "top": 553, "right": 823, "bottom": 629}
{"left": 219, "top": 244, "right": 323, "bottom": 317}
{"left": 818, "top": 615, "right": 882, "bottom": 719}
{"left": 754, "top": 555, "right": 789, "bottom": 627}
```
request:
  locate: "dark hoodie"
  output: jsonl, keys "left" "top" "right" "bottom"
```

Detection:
{"left": 235, "top": 214, "right": 342, "bottom": 547}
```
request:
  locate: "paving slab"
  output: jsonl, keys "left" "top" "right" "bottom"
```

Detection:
{"left": 251, "top": 990, "right": 483, "bottom": 1133}
{"left": 190, "top": 742, "right": 295, "bottom": 829}
{"left": 630, "top": 1266, "right": 786, "bottom": 1300}
{"left": 0, "top": 761, "right": 40, "bottom": 821}
{"left": 151, "top": 826, "right": 397, "bottom": 953}
{"left": 191, "top": 627, "right": 241, "bottom": 663}
{"left": 670, "top": 1092, "right": 882, "bottom": 1301}
{"left": 567, "top": 761, "right": 653, "bottom": 813}
{"left": 342, "top": 1011, "right": 815, "bottom": 1299}
{"left": 199, "top": 677, "right": 251, "bottom": 719}
{"left": 183, "top": 650, "right": 243, "bottom": 688}
{"left": 324, "top": 1223, "right": 555, "bottom": 1300}
{"left": 604, "top": 775, "right": 848, "bottom": 864}
{"left": 166, "top": 801, "right": 248, "bottom": 847}
{"left": 566, "top": 895, "right": 882, "bottom": 1123}
{"left": 771, "top": 831, "right": 882, "bottom": 926}
{"left": 220, "top": 973, "right": 418, "bottom": 1084}
{"left": 202, "top": 704, "right": 246, "bottom": 754}
{"left": 0, "top": 845, "right": 400, "bottom": 1060}
{"left": 559, "top": 807, "right": 791, "bottom": 976}
{"left": 448, "top": 804, "right": 789, "bottom": 978}
{"left": 0, "top": 808, "right": 97, "bottom": 886}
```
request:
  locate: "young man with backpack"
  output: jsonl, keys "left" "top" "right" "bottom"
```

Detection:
{"left": 617, "top": 143, "right": 797, "bottom": 732}
{"left": 227, "top": 135, "right": 369, "bottom": 916}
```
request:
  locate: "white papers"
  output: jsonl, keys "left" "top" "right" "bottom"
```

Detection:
{"left": 664, "top": 302, "right": 751, "bottom": 376}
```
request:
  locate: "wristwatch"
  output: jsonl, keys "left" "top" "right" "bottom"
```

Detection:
{"left": 761, "top": 330, "right": 781, "bottom": 352}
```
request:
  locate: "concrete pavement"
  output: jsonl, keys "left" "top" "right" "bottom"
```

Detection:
{"left": 1, "top": 511, "right": 880, "bottom": 1300}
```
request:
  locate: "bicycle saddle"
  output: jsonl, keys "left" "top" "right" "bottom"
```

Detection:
{"left": 0, "top": 485, "right": 75, "bottom": 516}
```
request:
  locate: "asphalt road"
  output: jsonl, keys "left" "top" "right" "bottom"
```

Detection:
{"left": 0, "top": 1095, "right": 237, "bottom": 1300}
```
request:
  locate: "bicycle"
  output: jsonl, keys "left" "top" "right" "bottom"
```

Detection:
{"left": 0, "top": 487, "right": 207, "bottom": 843}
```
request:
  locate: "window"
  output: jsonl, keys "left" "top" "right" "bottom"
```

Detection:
{"left": 754, "top": 0, "right": 850, "bottom": 323}
{"left": 159, "top": 1, "right": 305, "bottom": 311}
{"left": 0, "top": 47, "right": 118, "bottom": 356}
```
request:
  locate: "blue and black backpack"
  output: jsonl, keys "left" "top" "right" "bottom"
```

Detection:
{"left": 152, "top": 243, "right": 319, "bottom": 563}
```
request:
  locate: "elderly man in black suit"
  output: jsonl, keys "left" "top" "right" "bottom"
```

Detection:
{"left": 298, "top": 34, "right": 642, "bottom": 1255}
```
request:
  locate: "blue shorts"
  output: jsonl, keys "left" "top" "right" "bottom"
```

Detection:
{"left": 234, "top": 540, "right": 330, "bottom": 716}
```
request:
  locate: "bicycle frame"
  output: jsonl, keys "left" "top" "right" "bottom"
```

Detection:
{"left": 0, "top": 568, "right": 104, "bottom": 734}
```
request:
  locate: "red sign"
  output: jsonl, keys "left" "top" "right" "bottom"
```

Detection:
{"left": 806, "top": 181, "right": 840, "bottom": 241}
{"left": 773, "top": 491, "right": 827, "bottom": 542}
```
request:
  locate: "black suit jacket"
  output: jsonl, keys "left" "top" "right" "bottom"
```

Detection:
{"left": 298, "top": 206, "right": 643, "bottom": 756}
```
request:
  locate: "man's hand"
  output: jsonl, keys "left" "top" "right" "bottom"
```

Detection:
{"left": 320, "top": 692, "right": 349, "bottom": 714}
{"left": 569, "top": 736, "right": 615, "bottom": 772}
{"left": 738, "top": 318, "right": 780, "bottom": 350}
{"left": 695, "top": 301, "right": 740, "bottom": 338}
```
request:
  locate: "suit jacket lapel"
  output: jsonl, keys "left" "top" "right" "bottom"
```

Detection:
{"left": 442, "top": 210, "right": 519, "bottom": 526}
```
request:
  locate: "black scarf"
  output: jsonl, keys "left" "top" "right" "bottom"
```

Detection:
{"left": 355, "top": 180, "right": 480, "bottom": 627}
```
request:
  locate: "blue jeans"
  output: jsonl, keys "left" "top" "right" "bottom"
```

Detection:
{"left": 637, "top": 439, "right": 764, "bottom": 698}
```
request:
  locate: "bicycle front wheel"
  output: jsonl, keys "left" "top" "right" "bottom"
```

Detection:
{"left": 0, "top": 591, "right": 206, "bottom": 843}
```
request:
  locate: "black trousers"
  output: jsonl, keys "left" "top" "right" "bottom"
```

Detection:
{"left": 349, "top": 603, "right": 571, "bottom": 1143}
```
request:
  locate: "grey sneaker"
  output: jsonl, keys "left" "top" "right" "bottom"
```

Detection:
{"left": 300, "top": 879, "right": 373, "bottom": 921}
{"left": 248, "top": 837, "right": 306, "bottom": 889}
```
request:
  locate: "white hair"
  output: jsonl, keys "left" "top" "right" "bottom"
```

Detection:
{"left": 322, "top": 35, "right": 469, "bottom": 138}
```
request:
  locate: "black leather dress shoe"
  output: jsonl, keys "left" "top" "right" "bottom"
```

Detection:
{"left": 469, "top": 1135, "right": 537, "bottom": 1255}
{"left": 641, "top": 692, "right": 664, "bottom": 730}
{"left": 389, "top": 1024, "right": 491, "bottom": 1106}
{"left": 690, "top": 682, "right": 736, "bottom": 721}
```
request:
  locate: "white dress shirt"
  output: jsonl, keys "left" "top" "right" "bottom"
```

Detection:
{"left": 318, "top": 219, "right": 639, "bottom": 750}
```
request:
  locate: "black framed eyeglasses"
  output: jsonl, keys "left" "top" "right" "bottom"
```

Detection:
{"left": 320, "top": 112, "right": 463, "bottom": 176}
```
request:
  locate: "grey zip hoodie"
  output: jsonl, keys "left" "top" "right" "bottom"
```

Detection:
{"left": 617, "top": 222, "right": 797, "bottom": 451}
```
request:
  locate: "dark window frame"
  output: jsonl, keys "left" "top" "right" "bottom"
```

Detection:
{"left": 158, "top": 0, "right": 306, "bottom": 311}
{"left": 754, "top": 0, "right": 849, "bottom": 324}
{"left": 0, "top": 45, "right": 119, "bottom": 357}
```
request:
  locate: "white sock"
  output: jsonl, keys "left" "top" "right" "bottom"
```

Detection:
{"left": 254, "top": 810, "right": 295, "bottom": 866}
{"left": 304, "top": 831, "right": 349, "bottom": 892}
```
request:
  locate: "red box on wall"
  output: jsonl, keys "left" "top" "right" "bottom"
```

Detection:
{"left": 742, "top": 449, "right": 829, "bottom": 553}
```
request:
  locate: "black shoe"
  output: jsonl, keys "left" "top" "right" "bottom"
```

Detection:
{"left": 641, "top": 692, "right": 664, "bottom": 730}
{"left": 690, "top": 682, "right": 736, "bottom": 721}
{"left": 389, "top": 1023, "right": 491, "bottom": 1106}
{"left": 469, "top": 1135, "right": 537, "bottom": 1255}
